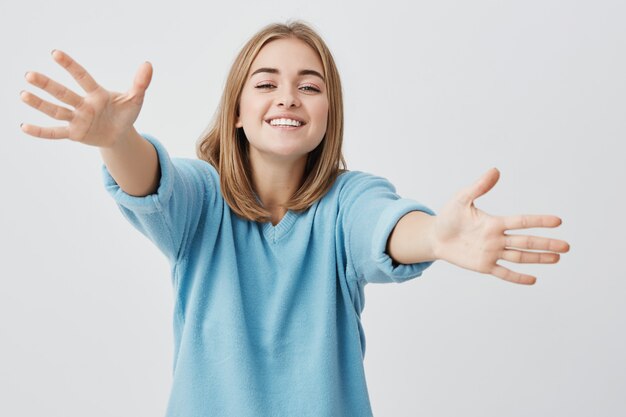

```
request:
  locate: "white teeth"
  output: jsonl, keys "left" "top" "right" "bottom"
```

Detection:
{"left": 269, "top": 118, "right": 302, "bottom": 127}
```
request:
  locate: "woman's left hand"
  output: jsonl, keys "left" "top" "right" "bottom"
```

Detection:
{"left": 431, "top": 168, "right": 570, "bottom": 285}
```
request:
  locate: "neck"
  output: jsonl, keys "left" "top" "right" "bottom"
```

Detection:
{"left": 249, "top": 148, "right": 307, "bottom": 214}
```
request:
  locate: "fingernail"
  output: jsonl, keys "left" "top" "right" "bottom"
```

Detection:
{"left": 20, "top": 123, "right": 23, "bottom": 128}
{"left": 24, "top": 71, "right": 29, "bottom": 79}
{"left": 51, "top": 49, "right": 57, "bottom": 56}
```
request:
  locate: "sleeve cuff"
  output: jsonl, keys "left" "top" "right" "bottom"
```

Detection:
{"left": 371, "top": 198, "right": 437, "bottom": 282}
{"left": 100, "top": 133, "right": 174, "bottom": 214}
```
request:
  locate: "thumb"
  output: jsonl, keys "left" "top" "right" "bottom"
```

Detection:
{"left": 457, "top": 167, "right": 500, "bottom": 206}
{"left": 129, "top": 61, "right": 153, "bottom": 101}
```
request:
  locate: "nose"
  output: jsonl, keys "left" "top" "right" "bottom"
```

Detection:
{"left": 276, "top": 85, "right": 300, "bottom": 108}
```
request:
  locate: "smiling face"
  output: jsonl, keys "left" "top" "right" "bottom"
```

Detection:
{"left": 235, "top": 37, "right": 329, "bottom": 166}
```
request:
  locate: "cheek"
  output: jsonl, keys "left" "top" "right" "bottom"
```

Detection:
{"left": 242, "top": 99, "right": 267, "bottom": 122}
{"left": 316, "top": 102, "right": 329, "bottom": 130}
{"left": 238, "top": 90, "right": 257, "bottom": 116}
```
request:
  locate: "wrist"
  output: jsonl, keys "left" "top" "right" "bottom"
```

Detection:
{"left": 387, "top": 211, "right": 439, "bottom": 265}
{"left": 100, "top": 125, "right": 140, "bottom": 150}
{"left": 426, "top": 214, "right": 441, "bottom": 262}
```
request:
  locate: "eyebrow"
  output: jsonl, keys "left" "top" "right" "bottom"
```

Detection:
{"left": 249, "top": 67, "right": 325, "bottom": 82}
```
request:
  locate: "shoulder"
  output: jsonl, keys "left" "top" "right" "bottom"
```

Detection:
{"left": 173, "top": 157, "right": 219, "bottom": 180}
{"left": 168, "top": 158, "right": 222, "bottom": 210}
{"left": 140, "top": 133, "right": 217, "bottom": 175}
{"left": 333, "top": 170, "right": 398, "bottom": 203}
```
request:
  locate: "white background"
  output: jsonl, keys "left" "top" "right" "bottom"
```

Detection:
{"left": 2, "top": 0, "right": 624, "bottom": 416}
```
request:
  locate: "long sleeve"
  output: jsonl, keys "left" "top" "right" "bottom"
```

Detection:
{"left": 101, "top": 133, "right": 219, "bottom": 265}
{"left": 340, "top": 171, "right": 436, "bottom": 284}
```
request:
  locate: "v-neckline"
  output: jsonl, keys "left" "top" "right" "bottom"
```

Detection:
{"left": 261, "top": 209, "right": 298, "bottom": 243}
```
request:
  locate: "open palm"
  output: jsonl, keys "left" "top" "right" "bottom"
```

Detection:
{"left": 21, "top": 49, "right": 152, "bottom": 148}
{"left": 431, "top": 168, "right": 570, "bottom": 285}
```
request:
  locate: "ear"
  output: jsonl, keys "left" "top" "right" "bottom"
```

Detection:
{"left": 235, "top": 107, "right": 243, "bottom": 128}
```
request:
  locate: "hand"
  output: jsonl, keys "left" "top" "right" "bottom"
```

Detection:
{"left": 20, "top": 49, "right": 153, "bottom": 148}
{"left": 431, "top": 168, "right": 570, "bottom": 285}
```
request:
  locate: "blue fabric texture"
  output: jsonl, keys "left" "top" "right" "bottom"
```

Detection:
{"left": 101, "top": 133, "right": 436, "bottom": 417}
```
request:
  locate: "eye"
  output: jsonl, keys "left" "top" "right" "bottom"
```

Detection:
{"left": 300, "top": 85, "right": 321, "bottom": 92}
{"left": 254, "top": 83, "right": 321, "bottom": 93}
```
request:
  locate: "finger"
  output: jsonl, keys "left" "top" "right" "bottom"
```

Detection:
{"left": 500, "top": 249, "right": 560, "bottom": 264}
{"left": 20, "top": 123, "right": 69, "bottom": 140}
{"left": 130, "top": 61, "right": 153, "bottom": 97}
{"left": 24, "top": 71, "right": 83, "bottom": 108}
{"left": 490, "top": 264, "right": 537, "bottom": 285}
{"left": 502, "top": 214, "right": 563, "bottom": 231}
{"left": 51, "top": 49, "right": 100, "bottom": 94}
{"left": 20, "top": 90, "right": 74, "bottom": 121}
{"left": 457, "top": 167, "right": 500, "bottom": 205}
{"left": 122, "top": 61, "right": 153, "bottom": 107}
{"left": 503, "top": 234, "right": 571, "bottom": 253}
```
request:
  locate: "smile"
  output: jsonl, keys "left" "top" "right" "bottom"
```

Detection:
{"left": 265, "top": 120, "right": 305, "bottom": 130}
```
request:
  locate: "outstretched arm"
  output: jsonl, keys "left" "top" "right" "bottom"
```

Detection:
{"left": 386, "top": 168, "right": 571, "bottom": 285}
{"left": 21, "top": 49, "right": 158, "bottom": 197}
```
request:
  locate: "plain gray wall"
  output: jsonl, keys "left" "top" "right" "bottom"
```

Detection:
{"left": 2, "top": 0, "right": 624, "bottom": 416}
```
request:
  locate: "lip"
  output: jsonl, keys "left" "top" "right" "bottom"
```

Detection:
{"left": 265, "top": 120, "right": 305, "bottom": 130}
{"left": 264, "top": 113, "right": 307, "bottom": 125}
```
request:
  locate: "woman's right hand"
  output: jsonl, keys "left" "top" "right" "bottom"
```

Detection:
{"left": 20, "top": 49, "right": 153, "bottom": 148}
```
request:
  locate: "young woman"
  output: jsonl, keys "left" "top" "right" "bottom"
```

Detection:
{"left": 20, "top": 20, "right": 570, "bottom": 417}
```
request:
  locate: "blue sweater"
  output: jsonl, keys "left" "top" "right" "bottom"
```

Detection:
{"left": 101, "top": 133, "right": 436, "bottom": 417}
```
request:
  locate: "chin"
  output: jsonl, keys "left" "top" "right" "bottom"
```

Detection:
{"left": 255, "top": 145, "right": 311, "bottom": 162}
{"left": 253, "top": 138, "right": 317, "bottom": 156}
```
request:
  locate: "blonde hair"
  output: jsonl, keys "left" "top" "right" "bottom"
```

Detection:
{"left": 195, "top": 20, "right": 347, "bottom": 223}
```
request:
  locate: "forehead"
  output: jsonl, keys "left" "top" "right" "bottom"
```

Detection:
{"left": 250, "top": 37, "right": 324, "bottom": 75}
